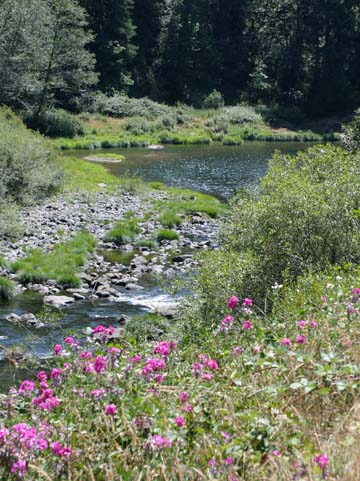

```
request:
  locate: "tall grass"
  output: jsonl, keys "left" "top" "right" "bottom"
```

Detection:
{"left": 12, "top": 232, "right": 96, "bottom": 287}
{"left": 0, "top": 276, "right": 16, "bottom": 300}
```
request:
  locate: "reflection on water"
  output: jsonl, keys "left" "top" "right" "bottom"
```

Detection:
{"left": 73, "top": 142, "right": 314, "bottom": 199}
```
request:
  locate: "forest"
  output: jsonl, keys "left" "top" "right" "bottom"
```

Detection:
{"left": 1, "top": 0, "right": 360, "bottom": 119}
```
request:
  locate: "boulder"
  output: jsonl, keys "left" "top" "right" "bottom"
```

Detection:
{"left": 44, "top": 295, "right": 75, "bottom": 308}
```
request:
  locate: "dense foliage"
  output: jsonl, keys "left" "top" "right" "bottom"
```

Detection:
{"left": 1, "top": 0, "right": 360, "bottom": 117}
{"left": 0, "top": 270, "right": 359, "bottom": 479}
{"left": 189, "top": 144, "right": 360, "bottom": 324}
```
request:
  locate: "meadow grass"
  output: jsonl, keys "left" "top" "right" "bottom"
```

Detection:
{"left": 0, "top": 266, "right": 359, "bottom": 480}
{"left": 159, "top": 210, "right": 183, "bottom": 228}
{"left": 104, "top": 218, "right": 142, "bottom": 246}
{"left": 11, "top": 232, "right": 96, "bottom": 287}
{"left": 0, "top": 276, "right": 16, "bottom": 300}
{"left": 51, "top": 104, "right": 339, "bottom": 151}
{"left": 154, "top": 228, "right": 180, "bottom": 242}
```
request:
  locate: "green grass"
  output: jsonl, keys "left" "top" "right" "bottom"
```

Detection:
{"left": 0, "top": 256, "right": 8, "bottom": 268}
{"left": 12, "top": 232, "right": 96, "bottom": 287}
{"left": 159, "top": 210, "right": 183, "bottom": 228}
{"left": 154, "top": 228, "right": 179, "bottom": 242}
{"left": 135, "top": 239, "right": 158, "bottom": 249}
{"left": 104, "top": 218, "right": 142, "bottom": 246}
{"left": 0, "top": 276, "right": 16, "bottom": 300}
{"left": 61, "top": 156, "right": 124, "bottom": 192}
{"left": 50, "top": 103, "right": 339, "bottom": 152}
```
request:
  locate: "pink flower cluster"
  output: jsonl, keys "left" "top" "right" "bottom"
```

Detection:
{"left": 192, "top": 354, "right": 219, "bottom": 380}
{"left": 142, "top": 357, "right": 166, "bottom": 377}
{"left": 18, "top": 380, "right": 35, "bottom": 396}
{"left": 33, "top": 384, "right": 60, "bottom": 411}
{"left": 220, "top": 315, "right": 234, "bottom": 331}
{"left": 147, "top": 434, "right": 172, "bottom": 449}
{"left": 313, "top": 453, "right": 329, "bottom": 471}
{"left": 0, "top": 422, "right": 54, "bottom": 476}
{"left": 51, "top": 441, "right": 73, "bottom": 457}
{"left": 153, "top": 340, "right": 176, "bottom": 356}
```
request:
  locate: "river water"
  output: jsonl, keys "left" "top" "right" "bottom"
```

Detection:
{"left": 0, "top": 142, "right": 314, "bottom": 390}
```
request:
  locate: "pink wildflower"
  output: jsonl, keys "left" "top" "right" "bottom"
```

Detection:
{"left": 184, "top": 403, "right": 192, "bottom": 412}
{"left": 179, "top": 391, "right": 189, "bottom": 404}
{"left": 297, "top": 320, "right": 307, "bottom": 329}
{"left": 271, "top": 450, "right": 282, "bottom": 457}
{"left": 50, "top": 368, "right": 62, "bottom": 380}
{"left": 19, "top": 380, "right": 35, "bottom": 395}
{"left": 232, "top": 346, "right": 243, "bottom": 355}
{"left": 129, "top": 354, "right": 142, "bottom": 363}
{"left": 221, "top": 431, "right": 232, "bottom": 441}
{"left": 64, "top": 336, "right": 74, "bottom": 345}
{"left": 224, "top": 456, "right": 234, "bottom": 465}
{"left": 94, "top": 356, "right": 107, "bottom": 373}
{"left": 243, "top": 297, "right": 253, "bottom": 307}
{"left": 281, "top": 338, "right": 292, "bottom": 346}
{"left": 0, "top": 428, "right": 9, "bottom": 443}
{"left": 36, "top": 371, "right": 47, "bottom": 382}
{"left": 309, "top": 320, "right": 317, "bottom": 328}
{"left": 243, "top": 320, "right": 253, "bottom": 330}
{"left": 11, "top": 460, "right": 27, "bottom": 476}
{"left": 296, "top": 335, "right": 306, "bottom": 344}
{"left": 201, "top": 373, "right": 213, "bottom": 381}
{"left": 313, "top": 454, "right": 329, "bottom": 471}
{"left": 80, "top": 351, "right": 92, "bottom": 360}
{"left": 220, "top": 314, "right": 234, "bottom": 330}
{"left": 154, "top": 374, "right": 164, "bottom": 384}
{"left": 227, "top": 296, "right": 239, "bottom": 310}
{"left": 105, "top": 404, "right": 117, "bottom": 416}
{"left": 208, "top": 459, "right": 216, "bottom": 467}
{"left": 174, "top": 416, "right": 185, "bottom": 427}
{"left": 54, "top": 344, "right": 62, "bottom": 356}
{"left": 151, "top": 434, "right": 172, "bottom": 449}
{"left": 89, "top": 388, "right": 105, "bottom": 399}
{"left": 253, "top": 345, "right": 261, "bottom": 353}
{"left": 206, "top": 359, "right": 219, "bottom": 370}
{"left": 198, "top": 354, "right": 207, "bottom": 361}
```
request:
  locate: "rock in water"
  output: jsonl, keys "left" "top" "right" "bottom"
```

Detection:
{"left": 44, "top": 295, "right": 75, "bottom": 308}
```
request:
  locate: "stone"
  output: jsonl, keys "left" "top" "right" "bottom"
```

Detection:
{"left": 44, "top": 295, "right": 75, "bottom": 308}
{"left": 125, "top": 283, "right": 144, "bottom": 290}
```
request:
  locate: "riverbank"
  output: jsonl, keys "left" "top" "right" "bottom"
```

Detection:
{"left": 52, "top": 103, "right": 340, "bottom": 150}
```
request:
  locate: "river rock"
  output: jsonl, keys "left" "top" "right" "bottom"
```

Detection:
{"left": 155, "top": 305, "right": 178, "bottom": 319}
{"left": 125, "top": 283, "right": 144, "bottom": 290}
{"left": 116, "top": 314, "right": 130, "bottom": 325}
{"left": 44, "top": 295, "right": 75, "bottom": 308}
{"left": 6, "top": 312, "right": 44, "bottom": 328}
{"left": 147, "top": 144, "right": 164, "bottom": 150}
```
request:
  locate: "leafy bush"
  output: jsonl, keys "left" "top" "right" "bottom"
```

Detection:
{"left": 104, "top": 219, "right": 141, "bottom": 246}
{"left": 1, "top": 285, "right": 360, "bottom": 480}
{"left": 124, "top": 117, "right": 154, "bottom": 135}
{"left": 0, "top": 199, "right": 23, "bottom": 238}
{"left": 154, "top": 229, "right": 179, "bottom": 242}
{"left": 0, "top": 107, "right": 63, "bottom": 205}
{"left": 193, "top": 145, "right": 360, "bottom": 318}
{"left": 0, "top": 276, "right": 16, "bottom": 300}
{"left": 342, "top": 109, "right": 360, "bottom": 152}
{"left": 24, "top": 109, "right": 84, "bottom": 138}
{"left": 202, "top": 90, "right": 225, "bottom": 110}
{"left": 12, "top": 232, "right": 96, "bottom": 287}
{"left": 92, "top": 92, "right": 174, "bottom": 119}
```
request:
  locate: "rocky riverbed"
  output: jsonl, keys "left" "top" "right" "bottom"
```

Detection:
{"left": 0, "top": 189, "right": 219, "bottom": 329}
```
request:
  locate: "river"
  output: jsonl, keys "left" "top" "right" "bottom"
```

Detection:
{"left": 0, "top": 141, "right": 314, "bottom": 390}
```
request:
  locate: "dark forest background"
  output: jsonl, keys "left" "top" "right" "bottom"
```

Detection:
{"left": 1, "top": 0, "right": 360, "bottom": 118}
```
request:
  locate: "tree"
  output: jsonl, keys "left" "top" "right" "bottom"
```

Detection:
{"left": 0, "top": 0, "right": 97, "bottom": 114}
{"left": 79, "top": 0, "right": 137, "bottom": 93}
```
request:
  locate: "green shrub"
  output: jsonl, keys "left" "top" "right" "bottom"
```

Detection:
{"left": 159, "top": 210, "right": 182, "bottom": 228}
{"left": 0, "top": 276, "right": 16, "bottom": 300}
{"left": 24, "top": 109, "right": 84, "bottom": 138}
{"left": 124, "top": 313, "right": 171, "bottom": 341}
{"left": 0, "top": 107, "right": 63, "bottom": 205}
{"left": 193, "top": 145, "right": 360, "bottom": 316}
{"left": 0, "top": 199, "right": 24, "bottom": 238}
{"left": 202, "top": 90, "right": 225, "bottom": 110}
{"left": 104, "top": 219, "right": 141, "bottom": 246}
{"left": 342, "top": 109, "right": 360, "bottom": 152}
{"left": 154, "top": 229, "right": 179, "bottom": 242}
{"left": 12, "top": 232, "right": 96, "bottom": 287}
{"left": 124, "top": 117, "right": 154, "bottom": 135}
{"left": 92, "top": 92, "right": 174, "bottom": 119}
